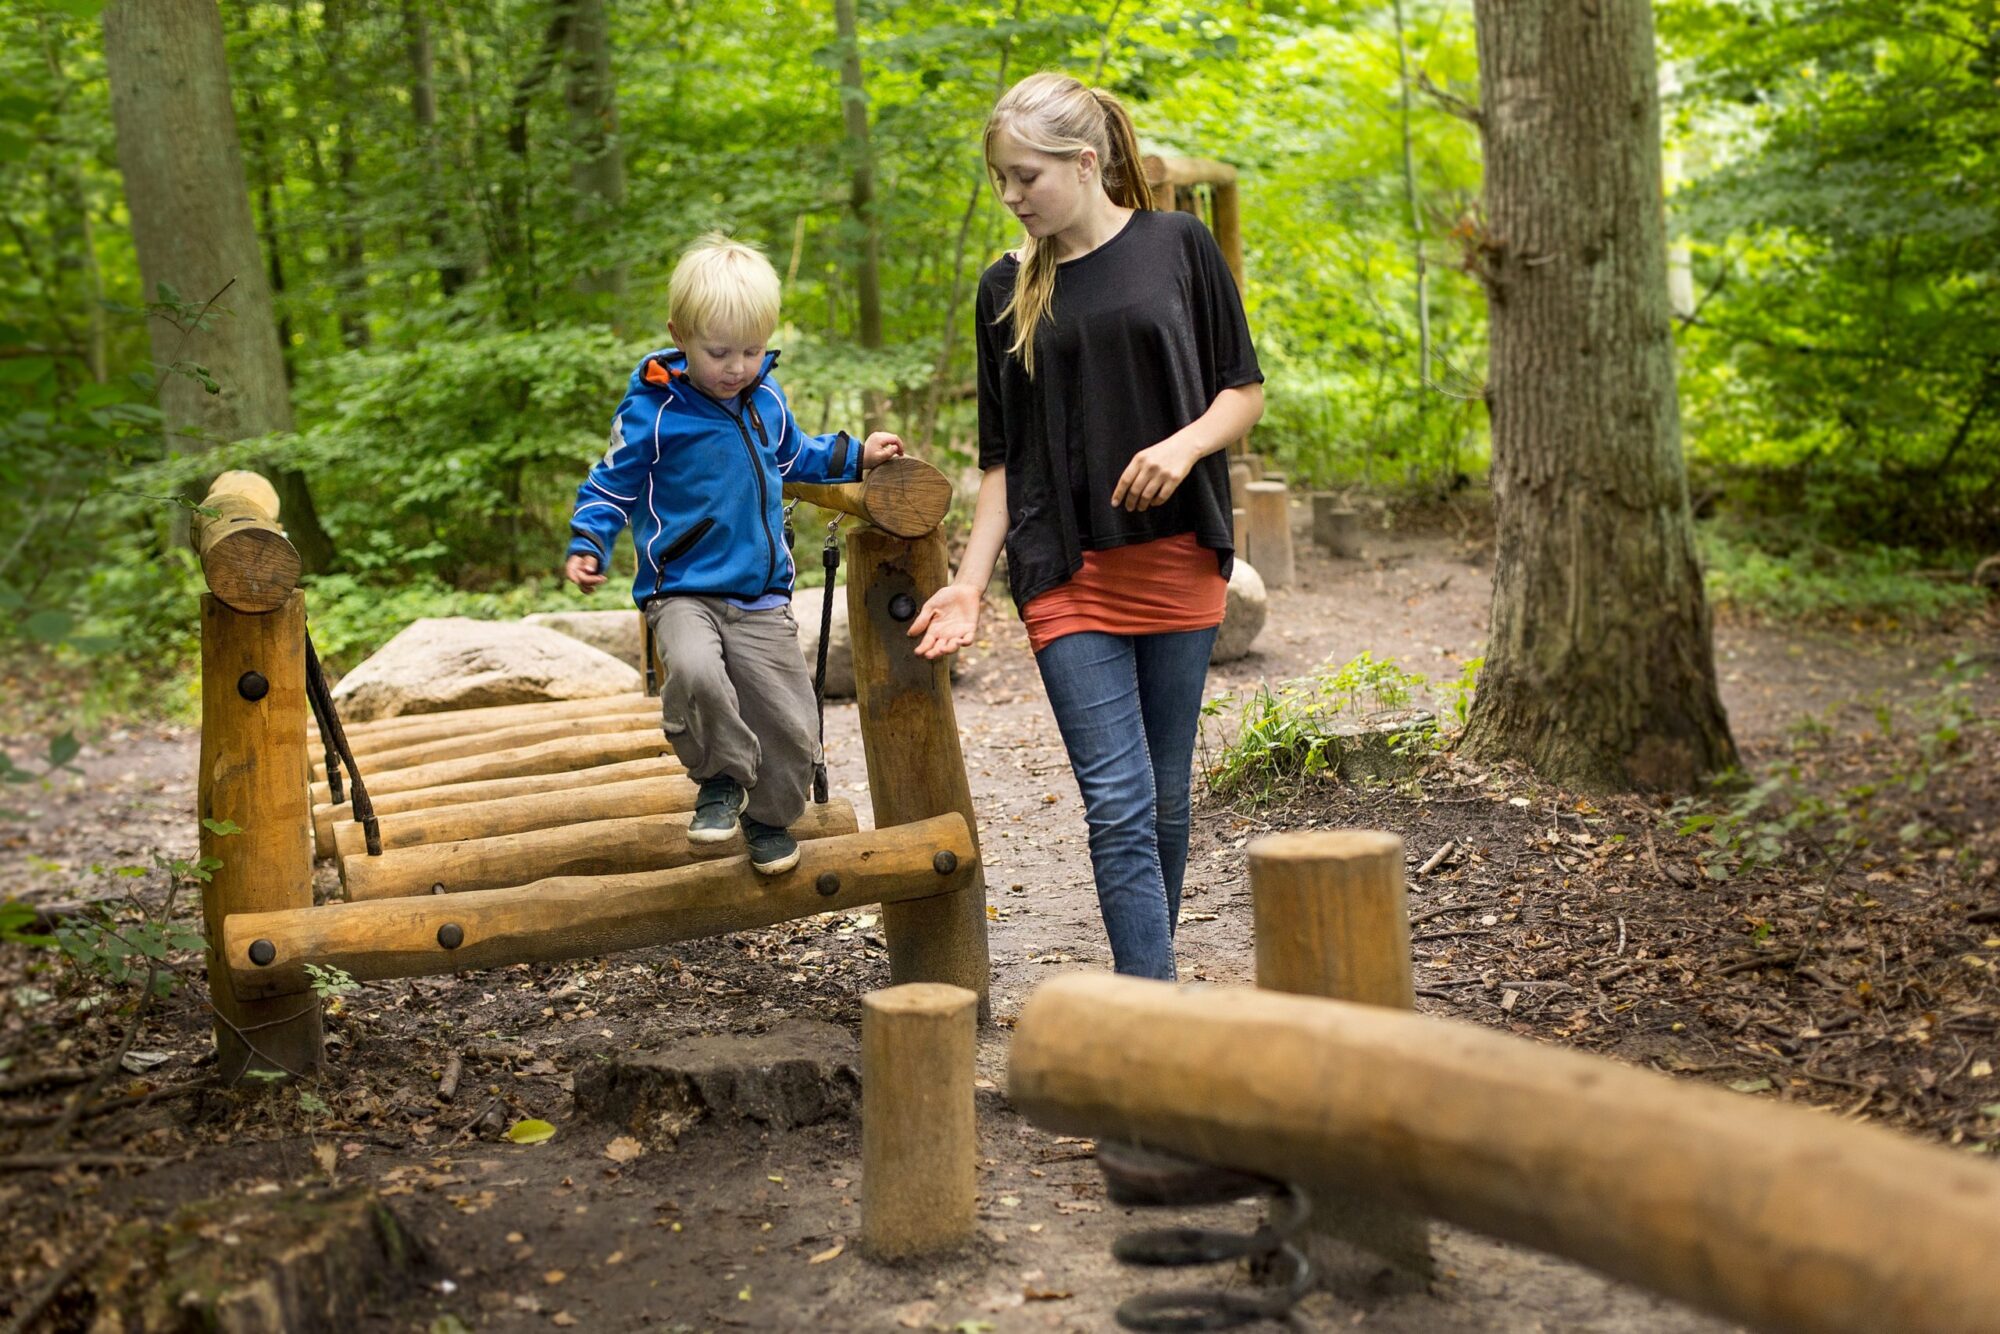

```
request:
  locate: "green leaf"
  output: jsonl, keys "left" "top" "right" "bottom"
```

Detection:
{"left": 506, "top": 1118, "right": 557, "bottom": 1144}
{"left": 46, "top": 0, "right": 107, "bottom": 16}
{"left": 0, "top": 355, "right": 53, "bottom": 383}
{"left": 47, "top": 732, "right": 80, "bottom": 769}
{"left": 201, "top": 817, "right": 243, "bottom": 836}
{"left": 1728, "top": 1077, "right": 1773, "bottom": 1094}
{"left": 23, "top": 609, "right": 72, "bottom": 643}
{"left": 1979, "top": 1104, "right": 2000, "bottom": 1120}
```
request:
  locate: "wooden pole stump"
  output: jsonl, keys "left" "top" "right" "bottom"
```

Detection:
{"left": 193, "top": 471, "right": 300, "bottom": 614}
{"left": 785, "top": 456, "right": 954, "bottom": 539}
{"left": 861, "top": 982, "right": 978, "bottom": 1260}
{"left": 1244, "top": 481, "right": 1294, "bottom": 589}
{"left": 1232, "top": 506, "right": 1248, "bottom": 556}
{"left": 846, "top": 526, "right": 991, "bottom": 1016}
{"left": 1251, "top": 830, "right": 1433, "bottom": 1286}
{"left": 1228, "top": 458, "right": 1252, "bottom": 502}
{"left": 1312, "top": 494, "right": 1361, "bottom": 558}
{"left": 198, "top": 590, "right": 322, "bottom": 1079}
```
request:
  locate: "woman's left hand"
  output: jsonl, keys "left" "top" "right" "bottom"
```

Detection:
{"left": 1112, "top": 436, "right": 1199, "bottom": 512}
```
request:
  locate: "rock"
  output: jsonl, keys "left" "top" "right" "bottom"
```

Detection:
{"left": 1213, "top": 561, "right": 1268, "bottom": 663}
{"left": 792, "top": 586, "right": 854, "bottom": 700}
{"left": 522, "top": 608, "right": 645, "bottom": 672}
{"left": 1326, "top": 709, "right": 1437, "bottom": 785}
{"left": 79, "top": 1188, "right": 422, "bottom": 1334}
{"left": 330, "top": 617, "right": 641, "bottom": 722}
{"left": 574, "top": 1018, "right": 859, "bottom": 1146}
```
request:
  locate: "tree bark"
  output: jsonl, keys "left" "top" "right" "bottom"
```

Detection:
{"left": 1459, "top": 0, "right": 1735, "bottom": 792}
{"left": 402, "top": 0, "right": 465, "bottom": 297}
{"left": 322, "top": 0, "right": 370, "bottom": 348}
{"left": 104, "top": 0, "right": 334, "bottom": 571}
{"left": 563, "top": 0, "right": 626, "bottom": 308}
{"left": 833, "top": 0, "right": 885, "bottom": 432}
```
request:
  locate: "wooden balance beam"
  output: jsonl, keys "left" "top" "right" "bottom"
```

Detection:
{"left": 312, "top": 711, "right": 666, "bottom": 785}
{"left": 310, "top": 692, "right": 657, "bottom": 751}
{"left": 309, "top": 727, "right": 673, "bottom": 808}
{"left": 783, "top": 455, "right": 952, "bottom": 539}
{"left": 339, "top": 799, "right": 860, "bottom": 899}
{"left": 1008, "top": 974, "right": 2000, "bottom": 1334}
{"left": 316, "top": 756, "right": 685, "bottom": 858}
{"left": 227, "top": 813, "right": 976, "bottom": 1000}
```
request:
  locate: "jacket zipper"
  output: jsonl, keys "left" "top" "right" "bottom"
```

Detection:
{"left": 682, "top": 374, "right": 780, "bottom": 594}
{"left": 650, "top": 517, "right": 717, "bottom": 595}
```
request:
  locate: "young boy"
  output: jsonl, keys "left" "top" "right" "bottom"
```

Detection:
{"left": 563, "top": 233, "right": 902, "bottom": 874}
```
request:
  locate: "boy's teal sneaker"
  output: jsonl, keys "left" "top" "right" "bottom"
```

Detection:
{"left": 742, "top": 819, "right": 800, "bottom": 876}
{"left": 688, "top": 777, "right": 747, "bottom": 844}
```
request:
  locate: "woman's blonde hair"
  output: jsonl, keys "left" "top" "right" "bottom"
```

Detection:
{"left": 983, "top": 73, "right": 1154, "bottom": 378}
{"left": 669, "top": 231, "right": 782, "bottom": 342}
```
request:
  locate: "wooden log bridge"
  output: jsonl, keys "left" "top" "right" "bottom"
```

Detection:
{"left": 783, "top": 455, "right": 952, "bottom": 539}
{"left": 339, "top": 799, "right": 860, "bottom": 900}
{"left": 308, "top": 727, "right": 676, "bottom": 808}
{"left": 1007, "top": 974, "right": 2000, "bottom": 1334}
{"left": 227, "top": 813, "right": 977, "bottom": 1000}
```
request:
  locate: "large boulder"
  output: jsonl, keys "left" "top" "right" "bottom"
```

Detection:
{"left": 330, "top": 617, "right": 641, "bottom": 721}
{"left": 792, "top": 586, "right": 855, "bottom": 699}
{"left": 1213, "top": 560, "right": 1268, "bottom": 662}
{"left": 523, "top": 608, "right": 645, "bottom": 671}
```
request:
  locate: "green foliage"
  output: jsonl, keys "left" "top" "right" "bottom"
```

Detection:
{"left": 304, "top": 962, "right": 360, "bottom": 1001}
{"left": 1698, "top": 520, "right": 1988, "bottom": 627}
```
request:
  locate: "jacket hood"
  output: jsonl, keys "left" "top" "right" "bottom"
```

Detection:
{"left": 631, "top": 347, "right": 782, "bottom": 400}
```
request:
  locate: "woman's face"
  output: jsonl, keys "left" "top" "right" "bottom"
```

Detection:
{"left": 988, "top": 131, "right": 1095, "bottom": 240}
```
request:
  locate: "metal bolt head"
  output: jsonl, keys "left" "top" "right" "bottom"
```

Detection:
{"left": 237, "top": 671, "right": 270, "bottom": 702}
{"left": 887, "top": 592, "right": 917, "bottom": 623}
{"left": 248, "top": 939, "right": 276, "bottom": 966}
{"left": 816, "top": 872, "right": 841, "bottom": 897}
{"left": 431, "top": 882, "right": 446, "bottom": 895}
{"left": 437, "top": 922, "right": 465, "bottom": 949}
{"left": 933, "top": 849, "right": 959, "bottom": 876}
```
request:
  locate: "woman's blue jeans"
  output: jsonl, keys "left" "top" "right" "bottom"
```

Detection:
{"left": 1033, "top": 626, "right": 1219, "bottom": 981}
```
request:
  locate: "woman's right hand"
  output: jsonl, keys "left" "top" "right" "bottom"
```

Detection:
{"left": 909, "top": 583, "right": 982, "bottom": 659}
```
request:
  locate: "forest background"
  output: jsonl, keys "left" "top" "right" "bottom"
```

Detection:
{"left": 1, "top": 0, "right": 1995, "bottom": 720}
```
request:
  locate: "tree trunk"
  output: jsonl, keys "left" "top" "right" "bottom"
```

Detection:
{"left": 563, "top": 0, "right": 627, "bottom": 310}
{"left": 401, "top": 0, "right": 465, "bottom": 297}
{"left": 833, "top": 0, "right": 885, "bottom": 432}
{"left": 1459, "top": 0, "right": 1734, "bottom": 792}
{"left": 323, "top": 0, "right": 369, "bottom": 348}
{"left": 103, "top": 0, "right": 335, "bottom": 572}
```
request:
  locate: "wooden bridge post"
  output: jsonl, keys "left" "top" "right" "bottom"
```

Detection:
{"left": 845, "top": 526, "right": 992, "bottom": 1018}
{"left": 1250, "top": 831, "right": 1432, "bottom": 1285}
{"left": 199, "top": 589, "right": 323, "bottom": 1080}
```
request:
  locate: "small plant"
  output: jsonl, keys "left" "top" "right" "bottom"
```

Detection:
{"left": 304, "top": 963, "right": 361, "bottom": 1000}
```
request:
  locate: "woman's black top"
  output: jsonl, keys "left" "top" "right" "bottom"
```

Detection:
{"left": 976, "top": 207, "right": 1263, "bottom": 611}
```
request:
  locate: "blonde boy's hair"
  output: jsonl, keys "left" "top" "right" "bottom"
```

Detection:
{"left": 668, "top": 232, "right": 782, "bottom": 342}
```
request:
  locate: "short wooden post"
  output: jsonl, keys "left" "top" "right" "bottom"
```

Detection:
{"left": 846, "top": 526, "right": 992, "bottom": 1016}
{"left": 1212, "top": 181, "right": 1246, "bottom": 293}
{"left": 1244, "top": 481, "right": 1294, "bottom": 589}
{"left": 861, "top": 982, "right": 979, "bottom": 1260}
{"left": 1227, "top": 457, "right": 1252, "bottom": 502}
{"left": 1250, "top": 831, "right": 1432, "bottom": 1286}
{"left": 1232, "top": 506, "right": 1248, "bottom": 556}
{"left": 1312, "top": 493, "right": 1361, "bottom": 557}
{"left": 199, "top": 589, "right": 323, "bottom": 1079}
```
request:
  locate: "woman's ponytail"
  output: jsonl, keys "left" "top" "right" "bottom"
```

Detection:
{"left": 1092, "top": 88, "right": 1155, "bottom": 212}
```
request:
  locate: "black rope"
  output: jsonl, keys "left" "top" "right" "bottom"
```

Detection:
{"left": 303, "top": 630, "right": 381, "bottom": 856}
{"left": 303, "top": 653, "right": 344, "bottom": 807}
{"left": 1095, "top": 1143, "right": 1314, "bottom": 1332}
{"left": 810, "top": 516, "right": 841, "bottom": 806}
{"left": 642, "top": 608, "right": 659, "bottom": 698}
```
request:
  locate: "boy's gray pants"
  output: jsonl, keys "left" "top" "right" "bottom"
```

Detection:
{"left": 644, "top": 595, "right": 818, "bottom": 829}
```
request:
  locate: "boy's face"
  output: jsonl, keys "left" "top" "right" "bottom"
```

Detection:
{"left": 670, "top": 321, "right": 769, "bottom": 400}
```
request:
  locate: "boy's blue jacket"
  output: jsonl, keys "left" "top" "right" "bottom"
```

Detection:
{"left": 567, "top": 348, "right": 860, "bottom": 606}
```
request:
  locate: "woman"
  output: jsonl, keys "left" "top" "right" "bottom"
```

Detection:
{"left": 910, "top": 72, "right": 1264, "bottom": 980}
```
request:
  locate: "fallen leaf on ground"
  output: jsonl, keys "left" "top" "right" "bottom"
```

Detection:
{"left": 507, "top": 1119, "right": 557, "bottom": 1145}
{"left": 808, "top": 1242, "right": 843, "bottom": 1264}
{"left": 604, "top": 1136, "right": 644, "bottom": 1164}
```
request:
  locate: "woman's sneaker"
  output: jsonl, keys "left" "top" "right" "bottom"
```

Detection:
{"left": 742, "top": 819, "right": 800, "bottom": 876}
{"left": 688, "top": 777, "right": 747, "bottom": 843}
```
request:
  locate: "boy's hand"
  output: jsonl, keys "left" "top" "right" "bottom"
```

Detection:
{"left": 909, "top": 583, "right": 980, "bottom": 659}
{"left": 861, "top": 432, "right": 905, "bottom": 471}
{"left": 564, "top": 552, "right": 607, "bottom": 592}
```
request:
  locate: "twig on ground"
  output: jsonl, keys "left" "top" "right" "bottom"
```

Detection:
{"left": 0, "top": 1234, "right": 107, "bottom": 1334}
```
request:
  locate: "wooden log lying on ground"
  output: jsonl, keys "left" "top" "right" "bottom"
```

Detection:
{"left": 228, "top": 813, "right": 978, "bottom": 1000}
{"left": 193, "top": 471, "right": 301, "bottom": 614}
{"left": 313, "top": 712, "right": 665, "bottom": 784}
{"left": 316, "top": 757, "right": 685, "bottom": 858}
{"left": 1008, "top": 974, "right": 2000, "bottom": 1334}
{"left": 311, "top": 691, "right": 655, "bottom": 750}
{"left": 308, "top": 728, "right": 671, "bottom": 807}
{"left": 783, "top": 456, "right": 953, "bottom": 539}
{"left": 340, "top": 799, "right": 860, "bottom": 899}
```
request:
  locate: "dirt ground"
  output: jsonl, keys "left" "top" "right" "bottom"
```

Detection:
{"left": 3, "top": 508, "right": 1997, "bottom": 1332}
